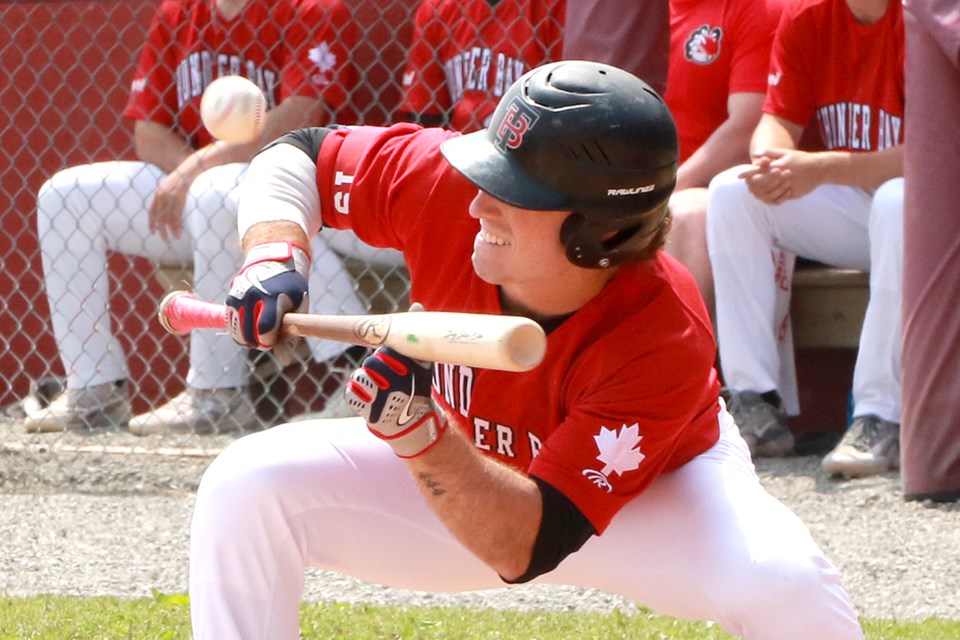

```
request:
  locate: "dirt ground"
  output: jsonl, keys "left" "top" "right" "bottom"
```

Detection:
{"left": 1, "top": 425, "right": 958, "bottom": 621}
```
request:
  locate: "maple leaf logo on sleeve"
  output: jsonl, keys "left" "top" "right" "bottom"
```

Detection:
{"left": 582, "top": 424, "right": 645, "bottom": 492}
{"left": 308, "top": 43, "right": 337, "bottom": 86}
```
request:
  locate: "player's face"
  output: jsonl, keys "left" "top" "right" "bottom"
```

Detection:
{"left": 468, "top": 191, "right": 573, "bottom": 288}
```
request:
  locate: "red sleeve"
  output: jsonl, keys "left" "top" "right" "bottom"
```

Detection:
{"left": 727, "top": 0, "right": 778, "bottom": 96}
{"left": 122, "top": 1, "right": 179, "bottom": 126}
{"left": 527, "top": 264, "right": 721, "bottom": 533}
{"left": 315, "top": 124, "right": 462, "bottom": 249}
{"left": 284, "top": 0, "right": 357, "bottom": 109}
{"left": 399, "top": 0, "right": 453, "bottom": 117}
{"left": 763, "top": 4, "right": 818, "bottom": 127}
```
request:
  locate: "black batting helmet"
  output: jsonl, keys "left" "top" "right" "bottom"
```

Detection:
{"left": 440, "top": 60, "right": 678, "bottom": 268}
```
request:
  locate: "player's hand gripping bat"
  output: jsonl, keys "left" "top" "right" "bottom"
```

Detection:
{"left": 157, "top": 291, "right": 547, "bottom": 373}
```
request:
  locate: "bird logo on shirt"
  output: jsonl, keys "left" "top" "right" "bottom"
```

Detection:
{"left": 685, "top": 25, "right": 723, "bottom": 65}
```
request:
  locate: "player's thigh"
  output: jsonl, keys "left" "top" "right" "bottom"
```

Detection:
{"left": 666, "top": 188, "right": 708, "bottom": 247}
{"left": 769, "top": 185, "right": 873, "bottom": 270}
{"left": 195, "top": 419, "right": 503, "bottom": 592}
{"left": 38, "top": 161, "right": 188, "bottom": 261}
{"left": 185, "top": 163, "right": 248, "bottom": 266}
{"left": 97, "top": 161, "right": 192, "bottom": 263}
{"left": 187, "top": 163, "right": 246, "bottom": 232}
{"left": 545, "top": 413, "right": 829, "bottom": 621}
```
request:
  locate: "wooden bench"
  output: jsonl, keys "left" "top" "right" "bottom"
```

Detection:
{"left": 791, "top": 265, "right": 869, "bottom": 349}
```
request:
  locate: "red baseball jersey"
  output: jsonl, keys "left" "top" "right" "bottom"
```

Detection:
{"left": 313, "top": 124, "right": 721, "bottom": 533}
{"left": 764, "top": 0, "right": 905, "bottom": 152}
{"left": 664, "top": 0, "right": 780, "bottom": 162}
{"left": 399, "top": 0, "right": 565, "bottom": 132}
{"left": 124, "top": 0, "right": 356, "bottom": 150}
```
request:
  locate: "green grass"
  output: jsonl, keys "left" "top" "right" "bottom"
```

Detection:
{"left": 0, "top": 593, "right": 956, "bottom": 639}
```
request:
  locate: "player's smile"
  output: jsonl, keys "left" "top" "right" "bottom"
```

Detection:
{"left": 478, "top": 229, "right": 510, "bottom": 246}
{"left": 469, "top": 192, "right": 566, "bottom": 279}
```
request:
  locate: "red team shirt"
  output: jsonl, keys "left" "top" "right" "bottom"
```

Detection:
{"left": 765, "top": 0, "right": 905, "bottom": 152}
{"left": 664, "top": 0, "right": 780, "bottom": 163}
{"left": 399, "top": 0, "right": 565, "bottom": 132}
{"left": 312, "top": 124, "right": 721, "bottom": 533}
{"left": 124, "top": 0, "right": 356, "bottom": 149}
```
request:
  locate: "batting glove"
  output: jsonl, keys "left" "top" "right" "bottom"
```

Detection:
{"left": 346, "top": 347, "right": 448, "bottom": 458}
{"left": 226, "top": 240, "right": 310, "bottom": 365}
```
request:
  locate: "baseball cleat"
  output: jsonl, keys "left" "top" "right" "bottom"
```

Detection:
{"left": 23, "top": 380, "right": 131, "bottom": 433}
{"left": 129, "top": 386, "right": 261, "bottom": 436}
{"left": 822, "top": 414, "right": 900, "bottom": 477}
{"left": 723, "top": 388, "right": 795, "bottom": 458}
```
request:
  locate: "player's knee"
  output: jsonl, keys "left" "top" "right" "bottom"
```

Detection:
{"left": 720, "top": 552, "right": 848, "bottom": 627}
{"left": 668, "top": 206, "right": 706, "bottom": 248}
{"left": 186, "top": 197, "right": 241, "bottom": 261}
{"left": 36, "top": 168, "right": 79, "bottom": 222}
{"left": 870, "top": 177, "right": 904, "bottom": 230}
{"left": 705, "top": 166, "right": 753, "bottom": 244}
{"left": 194, "top": 433, "right": 291, "bottom": 529}
{"left": 708, "top": 167, "right": 752, "bottom": 214}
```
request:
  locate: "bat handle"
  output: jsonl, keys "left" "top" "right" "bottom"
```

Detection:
{"left": 158, "top": 291, "right": 228, "bottom": 335}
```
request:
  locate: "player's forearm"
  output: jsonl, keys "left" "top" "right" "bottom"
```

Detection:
{"left": 169, "top": 96, "right": 330, "bottom": 185}
{"left": 241, "top": 221, "right": 310, "bottom": 252}
{"left": 808, "top": 145, "right": 904, "bottom": 191}
{"left": 133, "top": 119, "right": 194, "bottom": 174}
{"left": 677, "top": 121, "right": 758, "bottom": 189}
{"left": 205, "top": 95, "right": 327, "bottom": 162}
{"left": 260, "top": 95, "right": 329, "bottom": 144}
{"left": 749, "top": 113, "right": 802, "bottom": 158}
{"left": 676, "top": 93, "right": 764, "bottom": 190}
{"left": 404, "top": 426, "right": 542, "bottom": 580}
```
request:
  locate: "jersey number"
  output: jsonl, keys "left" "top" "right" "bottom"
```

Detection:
{"left": 333, "top": 170, "right": 354, "bottom": 215}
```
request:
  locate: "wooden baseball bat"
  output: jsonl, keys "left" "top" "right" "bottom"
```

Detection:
{"left": 157, "top": 291, "right": 547, "bottom": 372}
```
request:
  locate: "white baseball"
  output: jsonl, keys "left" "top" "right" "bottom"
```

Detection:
{"left": 200, "top": 75, "right": 266, "bottom": 143}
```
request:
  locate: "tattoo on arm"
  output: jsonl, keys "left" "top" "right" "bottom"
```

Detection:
{"left": 417, "top": 472, "right": 446, "bottom": 497}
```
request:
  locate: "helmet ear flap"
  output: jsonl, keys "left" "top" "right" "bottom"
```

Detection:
{"left": 560, "top": 204, "right": 671, "bottom": 269}
{"left": 560, "top": 212, "right": 623, "bottom": 269}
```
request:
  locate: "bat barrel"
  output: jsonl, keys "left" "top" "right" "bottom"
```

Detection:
{"left": 383, "top": 312, "right": 547, "bottom": 372}
{"left": 502, "top": 322, "right": 548, "bottom": 371}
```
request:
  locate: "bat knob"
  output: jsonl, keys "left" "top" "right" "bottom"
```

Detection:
{"left": 158, "top": 290, "right": 195, "bottom": 335}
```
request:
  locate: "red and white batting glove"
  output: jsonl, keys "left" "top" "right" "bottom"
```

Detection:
{"left": 226, "top": 240, "right": 310, "bottom": 365}
{"left": 345, "top": 347, "right": 448, "bottom": 458}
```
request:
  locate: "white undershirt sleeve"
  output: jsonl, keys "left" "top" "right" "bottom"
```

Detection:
{"left": 237, "top": 142, "right": 323, "bottom": 241}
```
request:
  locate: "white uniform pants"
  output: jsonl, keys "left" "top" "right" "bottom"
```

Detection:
{"left": 189, "top": 406, "right": 864, "bottom": 640}
{"left": 707, "top": 169, "right": 903, "bottom": 422}
{"left": 36, "top": 161, "right": 369, "bottom": 390}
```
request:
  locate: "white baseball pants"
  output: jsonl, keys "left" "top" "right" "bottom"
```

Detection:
{"left": 707, "top": 169, "right": 903, "bottom": 422}
{"left": 189, "top": 405, "right": 864, "bottom": 640}
{"left": 35, "top": 160, "right": 367, "bottom": 390}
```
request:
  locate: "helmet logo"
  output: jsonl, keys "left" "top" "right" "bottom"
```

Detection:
{"left": 494, "top": 99, "right": 540, "bottom": 151}
{"left": 608, "top": 185, "right": 655, "bottom": 196}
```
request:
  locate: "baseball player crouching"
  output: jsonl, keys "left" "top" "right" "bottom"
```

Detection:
{"left": 189, "top": 61, "right": 865, "bottom": 639}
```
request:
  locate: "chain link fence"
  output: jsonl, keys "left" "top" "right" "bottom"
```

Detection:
{"left": 0, "top": 0, "right": 566, "bottom": 465}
